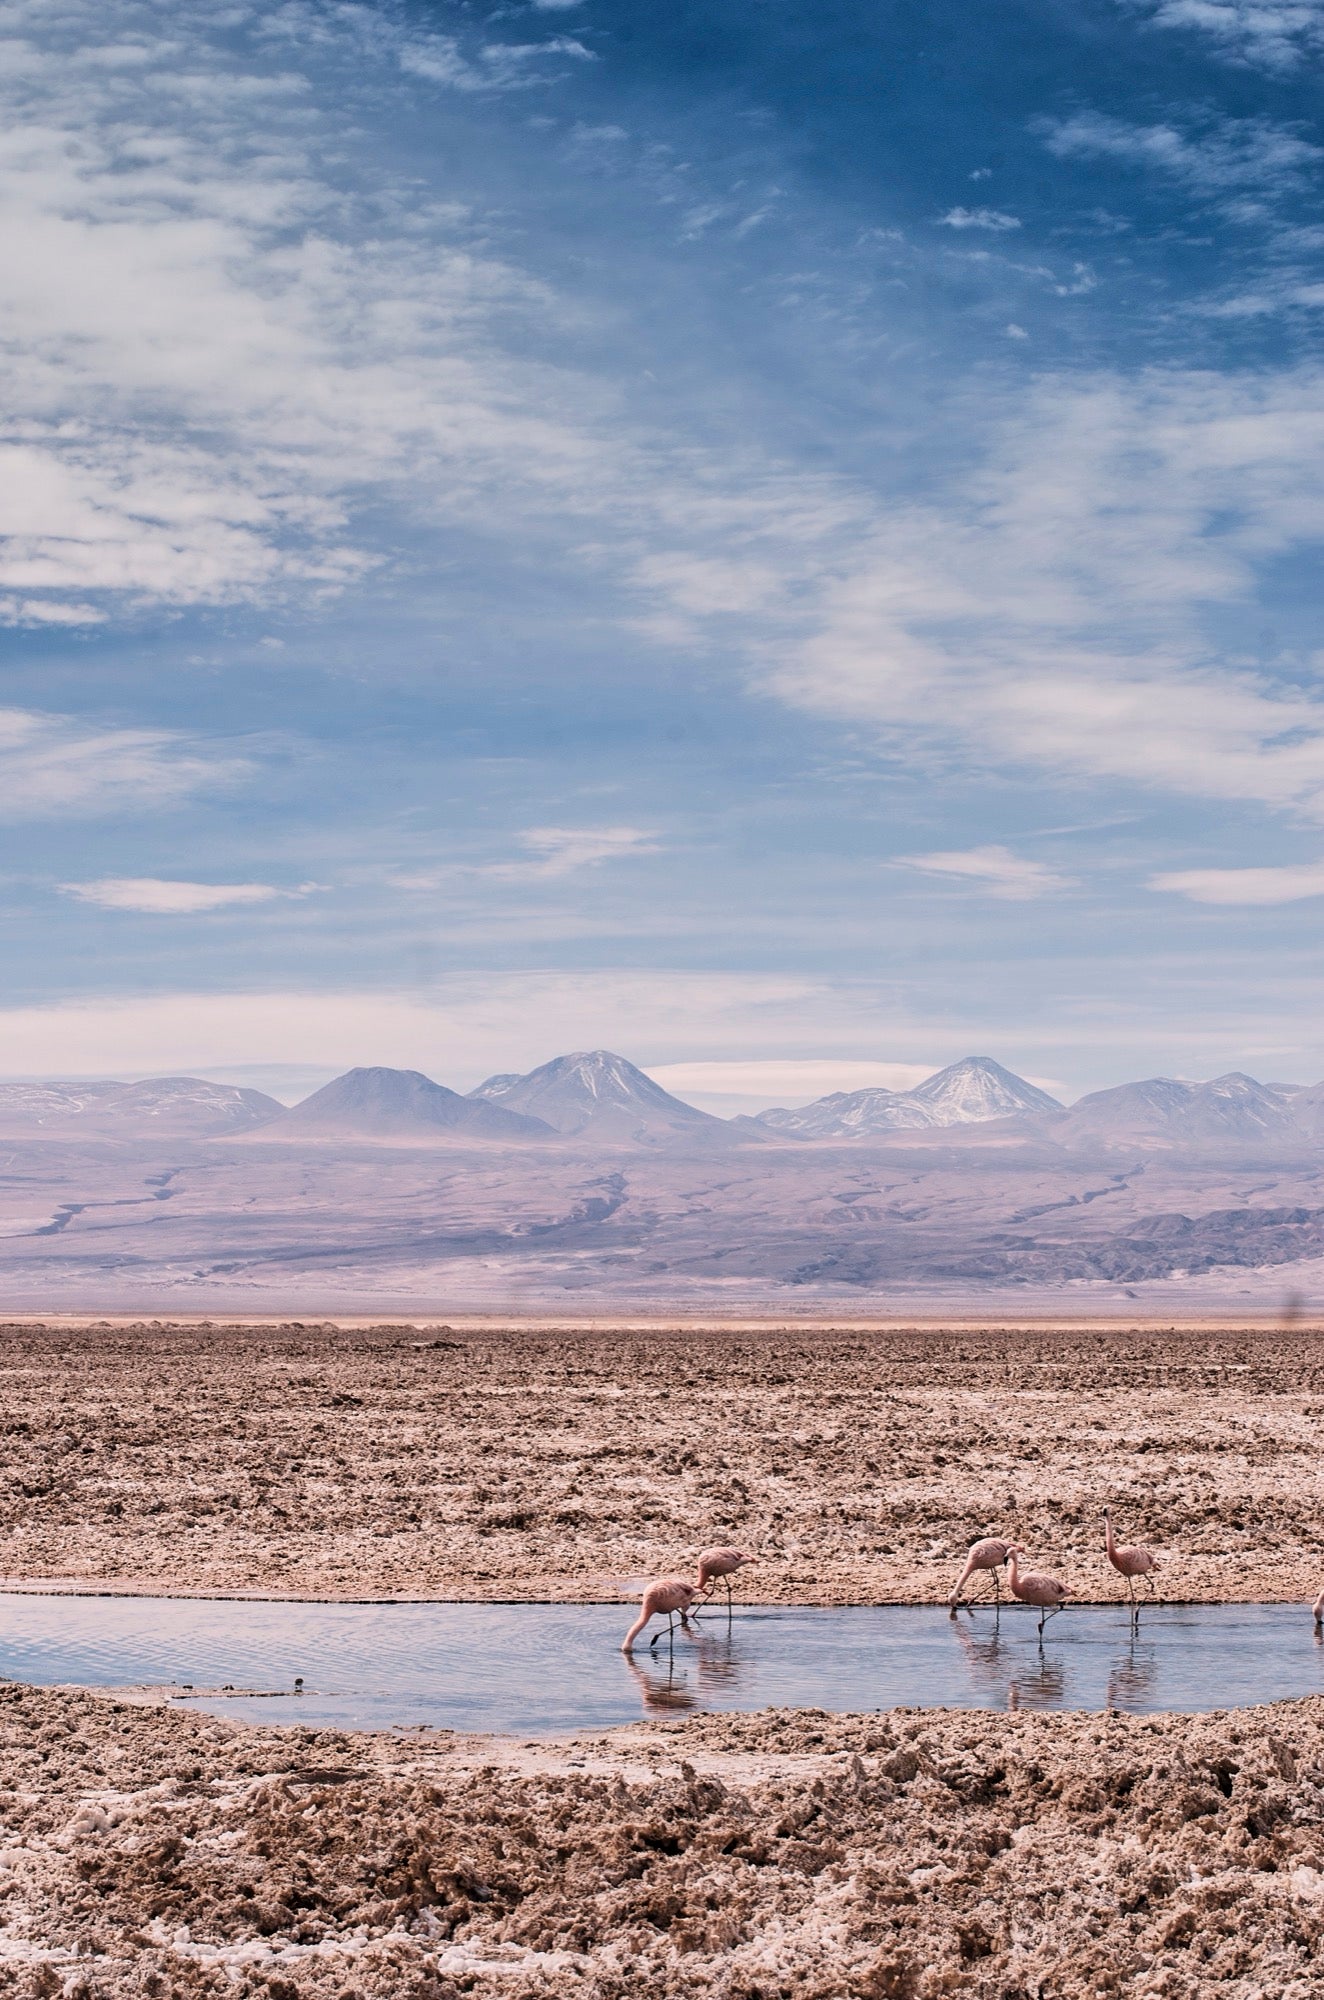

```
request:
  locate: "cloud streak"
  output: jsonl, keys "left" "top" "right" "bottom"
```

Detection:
{"left": 1150, "top": 859, "right": 1324, "bottom": 903}
{"left": 896, "top": 846, "right": 1075, "bottom": 899}
{"left": 0, "top": 709, "right": 248, "bottom": 820}
{"left": 59, "top": 879, "right": 304, "bottom": 914}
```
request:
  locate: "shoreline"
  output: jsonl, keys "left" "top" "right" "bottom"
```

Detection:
{"left": 0, "top": 1577, "right": 1318, "bottom": 1607}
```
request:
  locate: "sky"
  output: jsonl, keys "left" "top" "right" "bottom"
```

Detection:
{"left": 3, "top": 0, "right": 1324, "bottom": 1112}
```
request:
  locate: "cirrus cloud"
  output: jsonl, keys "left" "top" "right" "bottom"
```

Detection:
{"left": 1150, "top": 859, "right": 1324, "bottom": 903}
{"left": 895, "top": 845, "right": 1075, "bottom": 899}
{"left": 58, "top": 879, "right": 309, "bottom": 914}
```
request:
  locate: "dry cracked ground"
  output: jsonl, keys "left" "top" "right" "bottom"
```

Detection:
{"left": 1, "top": 1323, "right": 1324, "bottom": 1995}
{"left": 0, "top": 1320, "right": 1320, "bottom": 1603}
{"left": 3, "top": 1682, "right": 1324, "bottom": 1997}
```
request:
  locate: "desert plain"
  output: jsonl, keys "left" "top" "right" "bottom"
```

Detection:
{"left": 0, "top": 1316, "right": 1323, "bottom": 1997}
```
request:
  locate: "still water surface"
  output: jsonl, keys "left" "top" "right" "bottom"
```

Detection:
{"left": 0, "top": 1595, "right": 1319, "bottom": 1733}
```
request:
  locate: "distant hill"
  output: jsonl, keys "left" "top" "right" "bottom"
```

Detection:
{"left": 0, "top": 1077, "right": 282, "bottom": 1138}
{"left": 469, "top": 1049, "right": 739, "bottom": 1146}
{"left": 756, "top": 1056, "right": 1062, "bottom": 1139}
{"left": 246, "top": 1067, "right": 551, "bottom": 1143}
{"left": 1053, "top": 1072, "right": 1299, "bottom": 1148}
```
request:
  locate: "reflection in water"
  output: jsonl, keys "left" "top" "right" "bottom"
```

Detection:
{"left": 1105, "top": 1632, "right": 1159, "bottom": 1712}
{"left": 622, "top": 1653, "right": 698, "bottom": 1715}
{"left": 949, "top": 1606, "right": 1068, "bottom": 1710}
{"left": 621, "top": 1622, "right": 750, "bottom": 1717}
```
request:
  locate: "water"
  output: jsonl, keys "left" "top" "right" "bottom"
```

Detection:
{"left": 0, "top": 1594, "right": 1320, "bottom": 1733}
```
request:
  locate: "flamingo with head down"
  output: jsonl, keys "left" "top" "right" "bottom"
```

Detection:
{"left": 620, "top": 1578, "right": 699, "bottom": 1653}
{"left": 947, "top": 1536, "right": 1011, "bottom": 1611}
{"left": 1005, "top": 1546, "right": 1069, "bottom": 1634}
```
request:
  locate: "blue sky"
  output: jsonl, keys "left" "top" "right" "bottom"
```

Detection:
{"left": 3, "top": 0, "right": 1324, "bottom": 1109}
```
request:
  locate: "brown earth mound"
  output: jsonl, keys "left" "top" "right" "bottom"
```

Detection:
{"left": 1, "top": 1681, "right": 1323, "bottom": 1996}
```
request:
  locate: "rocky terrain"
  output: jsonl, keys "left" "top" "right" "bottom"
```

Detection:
{"left": 0, "top": 1320, "right": 1319, "bottom": 1605}
{"left": 2, "top": 1679, "right": 1324, "bottom": 1996}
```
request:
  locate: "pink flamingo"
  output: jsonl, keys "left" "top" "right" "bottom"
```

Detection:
{"left": 1104, "top": 1510, "right": 1159, "bottom": 1617}
{"left": 620, "top": 1578, "right": 699, "bottom": 1653}
{"left": 696, "top": 1546, "right": 755, "bottom": 1612}
{"left": 1005, "top": 1546, "right": 1069, "bottom": 1633}
{"left": 947, "top": 1536, "right": 1011, "bottom": 1610}
{"left": 1312, "top": 1588, "right": 1324, "bottom": 1627}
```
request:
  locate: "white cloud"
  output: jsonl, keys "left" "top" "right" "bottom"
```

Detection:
{"left": 0, "top": 708, "right": 247, "bottom": 820}
{"left": 392, "top": 825, "right": 662, "bottom": 890}
{"left": 0, "top": 0, "right": 619, "bottom": 623}
{"left": 58, "top": 879, "right": 294, "bottom": 914}
{"left": 1150, "top": 859, "right": 1324, "bottom": 903}
{"left": 895, "top": 845, "right": 1074, "bottom": 899}
{"left": 4, "top": 0, "right": 1324, "bottom": 846}
{"left": 937, "top": 207, "right": 1022, "bottom": 231}
{"left": 1040, "top": 111, "right": 1322, "bottom": 194}
{"left": 1123, "top": 0, "right": 1324, "bottom": 70}
{"left": 765, "top": 368, "right": 1324, "bottom": 820}
{"left": 517, "top": 825, "right": 662, "bottom": 876}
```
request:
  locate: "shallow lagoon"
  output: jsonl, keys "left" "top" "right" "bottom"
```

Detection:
{"left": 0, "top": 1593, "right": 1321, "bottom": 1733}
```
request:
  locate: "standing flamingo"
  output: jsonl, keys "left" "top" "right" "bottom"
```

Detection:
{"left": 947, "top": 1536, "right": 1011, "bottom": 1610}
{"left": 620, "top": 1578, "right": 699, "bottom": 1653}
{"left": 1005, "top": 1546, "right": 1069, "bottom": 1633}
{"left": 695, "top": 1546, "right": 755, "bottom": 1613}
{"left": 1312, "top": 1588, "right": 1324, "bottom": 1628}
{"left": 1104, "top": 1510, "right": 1159, "bottom": 1617}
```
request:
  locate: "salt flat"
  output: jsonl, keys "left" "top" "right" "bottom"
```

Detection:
{"left": 0, "top": 1320, "right": 1318, "bottom": 1606}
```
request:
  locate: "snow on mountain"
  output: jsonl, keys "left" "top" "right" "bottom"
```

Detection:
{"left": 469, "top": 1049, "right": 736, "bottom": 1145}
{"left": 754, "top": 1057, "right": 1061, "bottom": 1139}
{"left": 1058, "top": 1073, "right": 1299, "bottom": 1148}
{"left": 757, "top": 1087, "right": 936, "bottom": 1138}
{"left": 1283, "top": 1080, "right": 1324, "bottom": 1141}
{"left": 907, "top": 1056, "right": 1062, "bottom": 1123}
{"left": 0, "top": 1077, "right": 282, "bottom": 1137}
{"left": 247, "top": 1067, "right": 551, "bottom": 1143}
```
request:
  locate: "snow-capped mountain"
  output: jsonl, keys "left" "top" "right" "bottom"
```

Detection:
{"left": 754, "top": 1056, "right": 1061, "bottom": 1139}
{"left": 469, "top": 1049, "right": 735, "bottom": 1145}
{"left": 1054, "top": 1072, "right": 1299, "bottom": 1148}
{"left": 0, "top": 1077, "right": 282, "bottom": 1137}
{"left": 757, "top": 1087, "right": 936, "bottom": 1138}
{"left": 907, "top": 1056, "right": 1062, "bottom": 1123}
{"left": 246, "top": 1067, "right": 551, "bottom": 1143}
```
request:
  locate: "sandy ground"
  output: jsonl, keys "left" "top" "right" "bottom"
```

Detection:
{"left": 0, "top": 1680, "right": 1322, "bottom": 1996}
{"left": 0, "top": 1319, "right": 1320, "bottom": 1605}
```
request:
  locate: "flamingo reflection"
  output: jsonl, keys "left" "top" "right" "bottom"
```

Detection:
{"left": 948, "top": 1605, "right": 1066, "bottom": 1709}
{"left": 1104, "top": 1629, "right": 1158, "bottom": 1712}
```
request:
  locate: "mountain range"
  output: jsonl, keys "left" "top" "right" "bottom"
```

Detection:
{"left": 7, "top": 1050, "right": 1324, "bottom": 1306}
{"left": 4, "top": 1051, "right": 1324, "bottom": 1155}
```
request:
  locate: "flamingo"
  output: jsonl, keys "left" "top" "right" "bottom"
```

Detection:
{"left": 1005, "top": 1546, "right": 1069, "bottom": 1633}
{"left": 1312, "top": 1588, "right": 1324, "bottom": 1627}
{"left": 620, "top": 1578, "right": 699, "bottom": 1653}
{"left": 695, "top": 1546, "right": 755, "bottom": 1613}
{"left": 947, "top": 1536, "right": 1011, "bottom": 1610}
{"left": 1104, "top": 1510, "right": 1159, "bottom": 1617}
